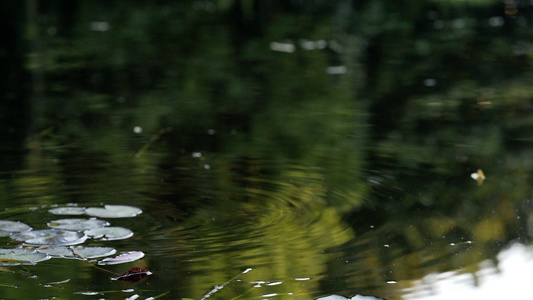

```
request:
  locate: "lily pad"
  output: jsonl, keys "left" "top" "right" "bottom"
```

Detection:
{"left": 84, "top": 227, "right": 133, "bottom": 241}
{"left": 37, "top": 246, "right": 116, "bottom": 259}
{"left": 85, "top": 205, "right": 142, "bottom": 218}
{"left": 47, "top": 218, "right": 109, "bottom": 231}
{"left": 11, "top": 230, "right": 88, "bottom": 246}
{"left": 98, "top": 251, "right": 144, "bottom": 265}
{"left": 0, "top": 248, "right": 50, "bottom": 266}
{"left": 0, "top": 220, "right": 32, "bottom": 237}
{"left": 48, "top": 207, "right": 87, "bottom": 215}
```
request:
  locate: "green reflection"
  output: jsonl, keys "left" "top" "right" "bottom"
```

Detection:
{"left": 2, "top": 0, "right": 533, "bottom": 299}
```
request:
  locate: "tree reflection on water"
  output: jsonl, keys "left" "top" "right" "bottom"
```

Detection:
{"left": 2, "top": 0, "right": 533, "bottom": 299}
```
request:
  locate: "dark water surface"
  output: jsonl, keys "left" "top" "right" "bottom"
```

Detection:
{"left": 3, "top": 1, "right": 533, "bottom": 299}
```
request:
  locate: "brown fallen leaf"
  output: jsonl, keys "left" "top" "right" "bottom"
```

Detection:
{"left": 112, "top": 267, "right": 152, "bottom": 282}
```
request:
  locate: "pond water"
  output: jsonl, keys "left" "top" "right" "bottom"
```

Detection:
{"left": 3, "top": 1, "right": 533, "bottom": 299}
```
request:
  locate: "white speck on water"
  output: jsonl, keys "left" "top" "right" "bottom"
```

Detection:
{"left": 207, "top": 129, "right": 216, "bottom": 135}
{"left": 326, "top": 66, "right": 347, "bottom": 74}
{"left": 384, "top": 244, "right": 390, "bottom": 248}
{"left": 133, "top": 126, "right": 142, "bottom": 134}
{"left": 90, "top": 21, "right": 110, "bottom": 32}
{"left": 270, "top": 41, "right": 295, "bottom": 53}
{"left": 192, "top": 152, "right": 202, "bottom": 158}
{"left": 125, "top": 294, "right": 139, "bottom": 300}
{"left": 424, "top": 78, "right": 437, "bottom": 87}
{"left": 262, "top": 293, "right": 278, "bottom": 298}
{"left": 489, "top": 16, "right": 504, "bottom": 27}
{"left": 204, "top": 164, "right": 210, "bottom": 169}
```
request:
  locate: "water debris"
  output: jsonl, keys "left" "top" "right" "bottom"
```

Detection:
{"left": 470, "top": 169, "right": 486, "bottom": 185}
{"left": 45, "top": 279, "right": 71, "bottom": 285}
{"left": 200, "top": 268, "right": 253, "bottom": 300}
{"left": 134, "top": 127, "right": 171, "bottom": 157}
{"left": 133, "top": 126, "right": 143, "bottom": 134}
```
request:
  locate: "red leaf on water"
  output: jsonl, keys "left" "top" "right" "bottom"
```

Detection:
{"left": 112, "top": 267, "right": 152, "bottom": 282}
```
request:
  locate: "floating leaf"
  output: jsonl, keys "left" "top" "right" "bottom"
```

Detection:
{"left": 11, "top": 230, "right": 88, "bottom": 246}
{"left": 98, "top": 251, "right": 144, "bottom": 265}
{"left": 48, "top": 207, "right": 87, "bottom": 215}
{"left": 112, "top": 267, "right": 152, "bottom": 282}
{"left": 37, "top": 246, "right": 116, "bottom": 259}
{"left": 0, "top": 248, "right": 50, "bottom": 266}
{"left": 47, "top": 218, "right": 109, "bottom": 231}
{"left": 0, "top": 220, "right": 32, "bottom": 237}
{"left": 470, "top": 169, "right": 486, "bottom": 185}
{"left": 84, "top": 227, "right": 133, "bottom": 241}
{"left": 85, "top": 205, "right": 142, "bottom": 218}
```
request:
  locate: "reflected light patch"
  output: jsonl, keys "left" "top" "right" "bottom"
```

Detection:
{"left": 326, "top": 66, "right": 347, "bottom": 74}
{"left": 423, "top": 79, "right": 437, "bottom": 87}
{"left": 300, "top": 39, "right": 327, "bottom": 50}
{"left": 489, "top": 16, "right": 504, "bottom": 27}
{"left": 270, "top": 42, "right": 295, "bottom": 53}
{"left": 90, "top": 21, "right": 110, "bottom": 32}
{"left": 403, "top": 243, "right": 533, "bottom": 300}
{"left": 262, "top": 293, "right": 278, "bottom": 298}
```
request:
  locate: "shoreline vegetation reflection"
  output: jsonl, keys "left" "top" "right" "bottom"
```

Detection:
{"left": 2, "top": 0, "right": 533, "bottom": 299}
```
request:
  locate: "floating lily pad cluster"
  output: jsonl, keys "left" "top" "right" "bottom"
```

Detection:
{"left": 0, "top": 205, "right": 144, "bottom": 266}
